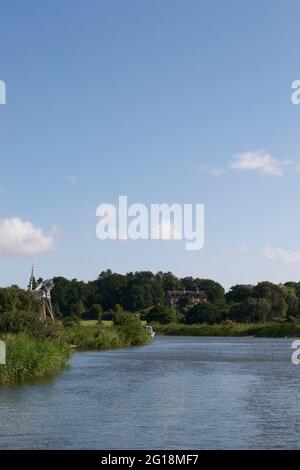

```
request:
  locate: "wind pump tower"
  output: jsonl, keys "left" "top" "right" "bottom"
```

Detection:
{"left": 29, "top": 265, "right": 55, "bottom": 323}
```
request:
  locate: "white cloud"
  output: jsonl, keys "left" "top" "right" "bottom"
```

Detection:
{"left": 0, "top": 218, "right": 55, "bottom": 256}
{"left": 199, "top": 165, "right": 227, "bottom": 176}
{"left": 263, "top": 246, "right": 300, "bottom": 264}
{"left": 199, "top": 149, "right": 291, "bottom": 177}
{"left": 230, "top": 150, "right": 283, "bottom": 176}
{"left": 65, "top": 175, "right": 77, "bottom": 184}
{"left": 219, "top": 245, "right": 249, "bottom": 256}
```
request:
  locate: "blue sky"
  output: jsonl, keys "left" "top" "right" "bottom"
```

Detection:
{"left": 1, "top": 0, "right": 300, "bottom": 289}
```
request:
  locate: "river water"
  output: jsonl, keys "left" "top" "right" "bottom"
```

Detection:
{"left": 0, "top": 336, "right": 299, "bottom": 449}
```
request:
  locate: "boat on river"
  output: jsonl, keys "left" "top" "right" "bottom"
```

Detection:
{"left": 145, "top": 324, "right": 156, "bottom": 338}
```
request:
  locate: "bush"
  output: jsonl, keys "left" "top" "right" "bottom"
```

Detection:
{"left": 185, "top": 302, "right": 223, "bottom": 324}
{"left": 62, "top": 315, "right": 80, "bottom": 328}
{"left": 0, "top": 287, "right": 39, "bottom": 334}
{"left": 0, "top": 333, "right": 71, "bottom": 384}
{"left": 145, "top": 305, "right": 178, "bottom": 324}
{"left": 114, "top": 312, "right": 150, "bottom": 345}
{"left": 62, "top": 325, "right": 124, "bottom": 349}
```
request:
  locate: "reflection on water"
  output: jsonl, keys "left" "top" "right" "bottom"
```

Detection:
{"left": 0, "top": 336, "right": 299, "bottom": 449}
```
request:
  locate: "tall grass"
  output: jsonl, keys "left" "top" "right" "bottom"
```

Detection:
{"left": 0, "top": 333, "right": 71, "bottom": 385}
{"left": 63, "top": 322, "right": 150, "bottom": 350}
{"left": 0, "top": 318, "right": 151, "bottom": 385}
{"left": 155, "top": 322, "right": 300, "bottom": 338}
{"left": 63, "top": 325, "right": 126, "bottom": 349}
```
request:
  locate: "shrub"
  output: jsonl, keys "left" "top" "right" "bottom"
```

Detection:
{"left": 0, "top": 287, "right": 39, "bottom": 334}
{"left": 62, "top": 315, "right": 80, "bottom": 328}
{"left": 0, "top": 333, "right": 71, "bottom": 384}
{"left": 114, "top": 312, "right": 150, "bottom": 345}
{"left": 185, "top": 302, "right": 223, "bottom": 325}
{"left": 145, "top": 305, "right": 178, "bottom": 324}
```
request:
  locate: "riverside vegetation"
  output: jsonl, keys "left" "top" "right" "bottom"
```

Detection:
{"left": 0, "top": 334, "right": 71, "bottom": 385}
{"left": 2, "top": 270, "right": 300, "bottom": 384}
{"left": 0, "top": 287, "right": 150, "bottom": 385}
{"left": 49, "top": 270, "right": 300, "bottom": 325}
{"left": 155, "top": 322, "right": 300, "bottom": 338}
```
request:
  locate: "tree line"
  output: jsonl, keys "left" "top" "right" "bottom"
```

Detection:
{"left": 50, "top": 270, "right": 300, "bottom": 324}
{"left": 1, "top": 270, "right": 300, "bottom": 327}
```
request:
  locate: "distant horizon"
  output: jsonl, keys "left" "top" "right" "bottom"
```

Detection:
{"left": 3, "top": 265, "right": 300, "bottom": 294}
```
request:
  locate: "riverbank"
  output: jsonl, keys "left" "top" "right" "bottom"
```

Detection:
{"left": 155, "top": 322, "right": 300, "bottom": 338}
{"left": 0, "top": 320, "right": 151, "bottom": 386}
{"left": 63, "top": 322, "right": 150, "bottom": 349}
{"left": 0, "top": 333, "right": 71, "bottom": 385}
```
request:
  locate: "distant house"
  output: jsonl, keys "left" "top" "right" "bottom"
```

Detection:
{"left": 166, "top": 287, "right": 207, "bottom": 309}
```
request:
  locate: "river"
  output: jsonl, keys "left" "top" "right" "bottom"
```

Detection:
{"left": 0, "top": 336, "right": 299, "bottom": 449}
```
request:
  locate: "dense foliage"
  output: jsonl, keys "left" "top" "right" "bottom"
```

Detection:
{"left": 0, "top": 282, "right": 152, "bottom": 385}
{"left": 0, "top": 271, "right": 300, "bottom": 386}
{"left": 50, "top": 270, "right": 227, "bottom": 319}
{"left": 156, "top": 322, "right": 300, "bottom": 338}
{"left": 1, "top": 272, "right": 300, "bottom": 329}
{"left": 0, "top": 333, "right": 71, "bottom": 385}
{"left": 0, "top": 286, "right": 40, "bottom": 333}
{"left": 48, "top": 270, "right": 300, "bottom": 325}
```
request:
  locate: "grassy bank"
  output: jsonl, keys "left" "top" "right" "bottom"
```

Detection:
{"left": 0, "top": 333, "right": 71, "bottom": 385}
{"left": 80, "top": 320, "right": 113, "bottom": 327}
{"left": 80, "top": 320, "right": 147, "bottom": 328}
{"left": 0, "top": 319, "right": 151, "bottom": 385}
{"left": 155, "top": 322, "right": 300, "bottom": 338}
{"left": 63, "top": 323, "right": 150, "bottom": 350}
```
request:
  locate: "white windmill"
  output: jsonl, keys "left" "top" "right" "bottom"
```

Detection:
{"left": 29, "top": 265, "right": 55, "bottom": 322}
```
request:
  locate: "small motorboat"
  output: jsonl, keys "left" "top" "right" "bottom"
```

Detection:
{"left": 145, "top": 324, "right": 156, "bottom": 338}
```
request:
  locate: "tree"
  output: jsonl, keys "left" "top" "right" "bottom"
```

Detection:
{"left": 0, "top": 287, "right": 38, "bottom": 333}
{"left": 253, "top": 282, "right": 289, "bottom": 321}
{"left": 282, "top": 286, "right": 299, "bottom": 318}
{"left": 145, "top": 305, "right": 178, "bottom": 324}
{"left": 250, "top": 298, "right": 272, "bottom": 322}
{"left": 156, "top": 271, "right": 182, "bottom": 291}
{"left": 89, "top": 304, "right": 103, "bottom": 320}
{"left": 193, "top": 279, "right": 225, "bottom": 303}
{"left": 181, "top": 277, "right": 194, "bottom": 290}
{"left": 71, "top": 300, "right": 86, "bottom": 318}
{"left": 114, "top": 304, "right": 123, "bottom": 314}
{"left": 124, "top": 285, "right": 145, "bottom": 311}
{"left": 185, "top": 302, "right": 223, "bottom": 324}
{"left": 229, "top": 298, "right": 272, "bottom": 323}
{"left": 114, "top": 312, "right": 148, "bottom": 346}
{"left": 225, "top": 284, "right": 254, "bottom": 303}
